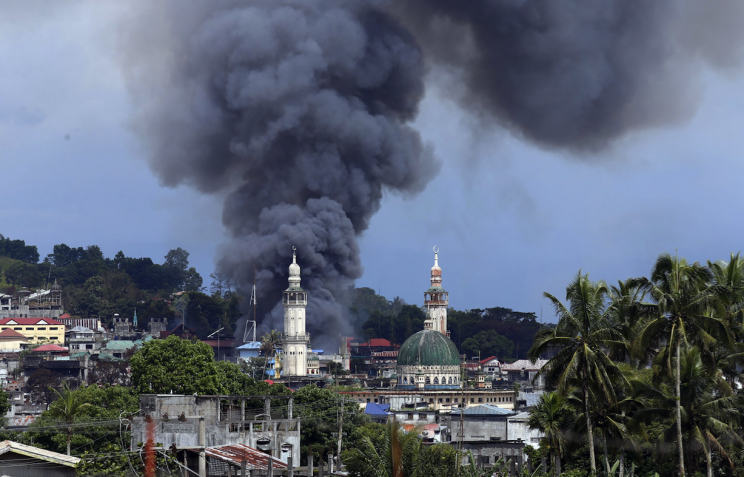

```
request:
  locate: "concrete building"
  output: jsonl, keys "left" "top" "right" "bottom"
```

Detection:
{"left": 0, "top": 328, "right": 30, "bottom": 351}
{"left": 0, "top": 283, "right": 63, "bottom": 320}
{"left": 0, "top": 317, "right": 66, "bottom": 345}
{"left": 65, "top": 326, "right": 100, "bottom": 353}
{"left": 342, "top": 389, "right": 516, "bottom": 412}
{"left": 148, "top": 317, "right": 168, "bottom": 335}
{"left": 132, "top": 394, "right": 301, "bottom": 471}
{"left": 281, "top": 248, "right": 309, "bottom": 377}
{"left": 501, "top": 359, "right": 548, "bottom": 389}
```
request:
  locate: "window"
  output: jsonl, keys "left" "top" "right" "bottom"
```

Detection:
{"left": 50, "top": 327, "right": 58, "bottom": 330}
{"left": 408, "top": 413, "right": 414, "bottom": 420}
{"left": 13, "top": 327, "right": 21, "bottom": 331}
{"left": 429, "top": 398, "right": 433, "bottom": 403}
{"left": 367, "top": 399, "right": 370, "bottom": 403}
{"left": 470, "top": 398, "right": 474, "bottom": 403}
{"left": 37, "top": 327, "right": 46, "bottom": 330}
{"left": 425, "top": 377, "right": 430, "bottom": 384}
{"left": 478, "top": 398, "right": 483, "bottom": 403}
{"left": 86, "top": 344, "right": 93, "bottom": 349}
{"left": 50, "top": 337, "right": 58, "bottom": 340}
{"left": 419, "top": 413, "right": 427, "bottom": 420}
{"left": 433, "top": 377, "right": 439, "bottom": 385}
{"left": 25, "top": 327, "right": 33, "bottom": 330}
{"left": 446, "top": 398, "right": 451, "bottom": 403}
{"left": 438, "top": 398, "right": 442, "bottom": 403}
{"left": 454, "top": 398, "right": 458, "bottom": 403}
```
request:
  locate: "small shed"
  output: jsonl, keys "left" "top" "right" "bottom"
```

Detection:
{"left": 0, "top": 440, "right": 80, "bottom": 477}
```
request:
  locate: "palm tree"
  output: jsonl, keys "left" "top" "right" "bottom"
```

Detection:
{"left": 709, "top": 252, "right": 744, "bottom": 329}
{"left": 635, "top": 253, "right": 733, "bottom": 476}
{"left": 47, "top": 381, "right": 92, "bottom": 455}
{"left": 261, "top": 330, "right": 282, "bottom": 378}
{"left": 607, "top": 279, "right": 654, "bottom": 365}
{"left": 529, "top": 271, "right": 628, "bottom": 474}
{"left": 527, "top": 392, "right": 570, "bottom": 476}
{"left": 635, "top": 347, "right": 744, "bottom": 477}
{"left": 343, "top": 420, "right": 421, "bottom": 477}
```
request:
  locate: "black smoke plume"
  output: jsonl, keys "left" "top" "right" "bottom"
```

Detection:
{"left": 120, "top": 0, "right": 438, "bottom": 346}
{"left": 120, "top": 0, "right": 742, "bottom": 346}
{"left": 393, "top": 0, "right": 744, "bottom": 150}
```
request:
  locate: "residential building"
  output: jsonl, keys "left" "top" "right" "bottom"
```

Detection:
{"left": 501, "top": 359, "right": 548, "bottom": 389}
{"left": 65, "top": 326, "right": 101, "bottom": 353}
{"left": 0, "top": 328, "right": 29, "bottom": 351}
{"left": 0, "top": 317, "right": 66, "bottom": 345}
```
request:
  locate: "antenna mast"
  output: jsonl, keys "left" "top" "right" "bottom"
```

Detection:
{"left": 244, "top": 267, "right": 257, "bottom": 342}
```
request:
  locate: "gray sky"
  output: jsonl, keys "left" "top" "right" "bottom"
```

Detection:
{"left": 2, "top": 3, "right": 743, "bottom": 321}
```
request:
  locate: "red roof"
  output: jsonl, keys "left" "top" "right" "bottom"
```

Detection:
{"left": 479, "top": 356, "right": 498, "bottom": 365}
{"left": 0, "top": 328, "right": 28, "bottom": 339}
{"left": 60, "top": 313, "right": 72, "bottom": 319}
{"left": 357, "top": 338, "right": 394, "bottom": 347}
{"left": 31, "top": 344, "right": 68, "bottom": 352}
{"left": 0, "top": 318, "right": 64, "bottom": 326}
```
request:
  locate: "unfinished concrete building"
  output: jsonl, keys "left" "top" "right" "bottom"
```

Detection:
{"left": 131, "top": 394, "right": 301, "bottom": 474}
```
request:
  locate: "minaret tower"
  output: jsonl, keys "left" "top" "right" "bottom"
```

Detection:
{"left": 282, "top": 247, "right": 309, "bottom": 377}
{"left": 424, "top": 247, "right": 449, "bottom": 336}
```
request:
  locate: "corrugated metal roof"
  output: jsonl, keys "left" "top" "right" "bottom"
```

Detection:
{"left": 6, "top": 415, "right": 38, "bottom": 427}
{"left": 205, "top": 443, "right": 288, "bottom": 470}
{"left": 0, "top": 440, "right": 80, "bottom": 467}
{"left": 105, "top": 340, "right": 137, "bottom": 350}
{"left": 452, "top": 404, "right": 514, "bottom": 416}
{"left": 237, "top": 341, "right": 262, "bottom": 350}
{"left": 501, "top": 359, "right": 548, "bottom": 371}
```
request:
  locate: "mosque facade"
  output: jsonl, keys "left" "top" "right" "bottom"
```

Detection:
{"left": 396, "top": 249, "right": 462, "bottom": 390}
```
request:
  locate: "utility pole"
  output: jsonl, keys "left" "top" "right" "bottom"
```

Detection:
{"left": 337, "top": 397, "right": 344, "bottom": 458}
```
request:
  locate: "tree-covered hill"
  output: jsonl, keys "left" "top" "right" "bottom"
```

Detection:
{"left": 0, "top": 233, "right": 241, "bottom": 334}
{"left": 350, "top": 287, "right": 544, "bottom": 360}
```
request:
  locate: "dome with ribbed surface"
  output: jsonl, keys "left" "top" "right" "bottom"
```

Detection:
{"left": 397, "top": 330, "right": 460, "bottom": 367}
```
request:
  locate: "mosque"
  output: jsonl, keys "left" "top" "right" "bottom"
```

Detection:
{"left": 396, "top": 248, "right": 462, "bottom": 390}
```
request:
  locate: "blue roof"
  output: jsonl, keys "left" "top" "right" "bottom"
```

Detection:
{"left": 237, "top": 342, "right": 262, "bottom": 350}
{"left": 365, "top": 403, "right": 391, "bottom": 417}
{"left": 452, "top": 404, "right": 514, "bottom": 416}
{"left": 312, "top": 349, "right": 324, "bottom": 354}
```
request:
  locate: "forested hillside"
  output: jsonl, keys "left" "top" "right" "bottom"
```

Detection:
{"left": 0, "top": 234, "right": 242, "bottom": 336}
{"left": 351, "top": 287, "right": 544, "bottom": 360}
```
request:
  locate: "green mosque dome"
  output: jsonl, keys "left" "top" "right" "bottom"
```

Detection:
{"left": 397, "top": 330, "right": 460, "bottom": 367}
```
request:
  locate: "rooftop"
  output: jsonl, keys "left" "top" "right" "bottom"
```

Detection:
{"left": 0, "top": 440, "right": 80, "bottom": 467}
{"left": 0, "top": 317, "right": 64, "bottom": 326}
{"left": 32, "top": 344, "right": 68, "bottom": 352}
{"left": 501, "top": 359, "right": 549, "bottom": 371}
{"left": 451, "top": 404, "right": 514, "bottom": 416}
{"left": 205, "top": 443, "right": 288, "bottom": 470}
{"left": 0, "top": 328, "right": 28, "bottom": 339}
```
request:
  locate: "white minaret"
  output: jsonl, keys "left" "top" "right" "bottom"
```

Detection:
{"left": 424, "top": 246, "right": 449, "bottom": 335}
{"left": 282, "top": 247, "right": 309, "bottom": 377}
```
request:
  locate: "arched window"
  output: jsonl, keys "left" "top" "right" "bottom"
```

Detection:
{"left": 425, "top": 377, "right": 431, "bottom": 385}
{"left": 403, "top": 377, "right": 408, "bottom": 384}
{"left": 433, "top": 377, "right": 439, "bottom": 385}
{"left": 448, "top": 377, "right": 452, "bottom": 385}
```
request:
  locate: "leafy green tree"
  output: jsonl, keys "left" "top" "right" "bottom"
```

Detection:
{"left": 528, "top": 392, "right": 571, "bottom": 476}
{"left": 635, "top": 253, "right": 733, "bottom": 476}
{"left": 130, "top": 335, "right": 224, "bottom": 395}
{"left": 461, "top": 329, "right": 515, "bottom": 359}
{"left": 164, "top": 247, "right": 190, "bottom": 271}
{"left": 46, "top": 382, "right": 93, "bottom": 455}
{"left": 530, "top": 271, "right": 628, "bottom": 474}
{"left": 0, "top": 389, "right": 11, "bottom": 427}
{"left": 293, "top": 384, "right": 368, "bottom": 464}
{"left": 183, "top": 267, "right": 204, "bottom": 292}
{"left": 261, "top": 330, "right": 282, "bottom": 377}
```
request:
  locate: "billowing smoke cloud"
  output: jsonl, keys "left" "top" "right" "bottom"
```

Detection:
{"left": 120, "top": 0, "right": 743, "bottom": 346}
{"left": 119, "top": 0, "right": 438, "bottom": 346}
{"left": 393, "top": 0, "right": 744, "bottom": 150}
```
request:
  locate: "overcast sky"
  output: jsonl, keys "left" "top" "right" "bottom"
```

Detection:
{"left": 2, "top": 3, "right": 744, "bottom": 322}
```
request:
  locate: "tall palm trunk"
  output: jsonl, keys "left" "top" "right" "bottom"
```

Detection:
{"left": 676, "top": 336, "right": 685, "bottom": 477}
{"left": 602, "top": 432, "right": 610, "bottom": 476}
{"left": 582, "top": 376, "right": 596, "bottom": 473}
{"left": 618, "top": 448, "right": 625, "bottom": 477}
{"left": 555, "top": 453, "right": 561, "bottom": 477}
{"left": 706, "top": 446, "right": 713, "bottom": 477}
{"left": 67, "top": 425, "right": 72, "bottom": 455}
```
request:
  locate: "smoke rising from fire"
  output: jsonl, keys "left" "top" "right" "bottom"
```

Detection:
{"left": 120, "top": 0, "right": 742, "bottom": 345}
{"left": 120, "top": 0, "right": 438, "bottom": 345}
{"left": 393, "top": 0, "right": 744, "bottom": 150}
